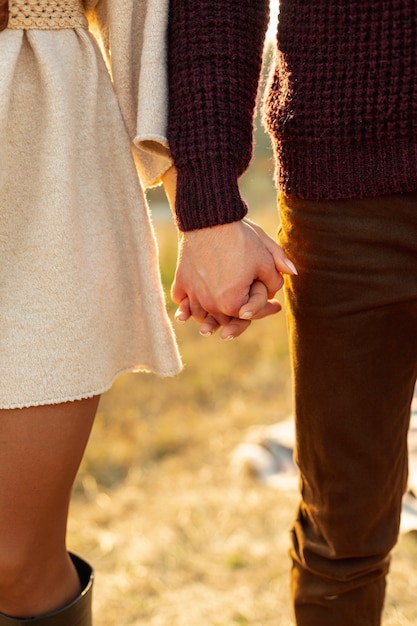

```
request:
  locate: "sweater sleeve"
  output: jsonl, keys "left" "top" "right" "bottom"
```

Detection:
{"left": 167, "top": 0, "right": 269, "bottom": 231}
{"left": 86, "top": 0, "right": 173, "bottom": 188}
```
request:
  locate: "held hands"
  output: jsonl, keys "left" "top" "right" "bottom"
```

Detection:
{"left": 162, "top": 167, "right": 297, "bottom": 339}
{"left": 172, "top": 220, "right": 297, "bottom": 339}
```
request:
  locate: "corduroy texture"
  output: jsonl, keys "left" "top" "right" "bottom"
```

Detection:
{"left": 167, "top": 1, "right": 417, "bottom": 228}
{"left": 167, "top": 0, "right": 269, "bottom": 231}
{"left": 278, "top": 191, "right": 417, "bottom": 624}
{"left": 0, "top": 0, "right": 181, "bottom": 409}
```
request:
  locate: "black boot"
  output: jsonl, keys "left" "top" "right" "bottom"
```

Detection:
{"left": 0, "top": 553, "right": 93, "bottom": 625}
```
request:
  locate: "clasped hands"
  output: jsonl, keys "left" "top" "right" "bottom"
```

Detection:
{"left": 162, "top": 166, "right": 297, "bottom": 339}
{"left": 171, "top": 218, "right": 297, "bottom": 339}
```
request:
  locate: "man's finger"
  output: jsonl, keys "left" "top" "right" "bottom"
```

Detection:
{"left": 239, "top": 280, "right": 268, "bottom": 319}
{"left": 244, "top": 300, "right": 282, "bottom": 320}
{"left": 219, "top": 317, "right": 251, "bottom": 340}
{"left": 237, "top": 280, "right": 277, "bottom": 319}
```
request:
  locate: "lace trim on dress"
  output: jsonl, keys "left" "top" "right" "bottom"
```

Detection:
{"left": 8, "top": 0, "right": 88, "bottom": 30}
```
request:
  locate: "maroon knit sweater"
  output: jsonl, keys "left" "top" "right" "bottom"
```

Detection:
{"left": 168, "top": 0, "right": 417, "bottom": 231}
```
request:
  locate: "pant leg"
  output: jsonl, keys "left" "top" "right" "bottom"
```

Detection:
{"left": 278, "top": 191, "right": 417, "bottom": 626}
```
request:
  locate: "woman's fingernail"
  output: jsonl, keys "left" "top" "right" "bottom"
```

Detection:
{"left": 200, "top": 330, "right": 212, "bottom": 337}
{"left": 284, "top": 258, "right": 298, "bottom": 275}
{"left": 224, "top": 335, "right": 235, "bottom": 341}
{"left": 175, "top": 313, "right": 186, "bottom": 323}
{"left": 240, "top": 311, "right": 253, "bottom": 320}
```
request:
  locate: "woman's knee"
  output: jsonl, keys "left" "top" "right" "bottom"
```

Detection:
{"left": 0, "top": 398, "right": 98, "bottom": 527}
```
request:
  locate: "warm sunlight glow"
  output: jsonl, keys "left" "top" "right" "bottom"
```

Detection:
{"left": 267, "top": 0, "right": 279, "bottom": 42}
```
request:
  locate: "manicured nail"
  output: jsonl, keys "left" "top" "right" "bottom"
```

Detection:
{"left": 175, "top": 312, "right": 186, "bottom": 323}
{"left": 284, "top": 258, "right": 298, "bottom": 275}
{"left": 200, "top": 330, "right": 212, "bottom": 337}
{"left": 240, "top": 311, "right": 253, "bottom": 320}
{"left": 224, "top": 335, "right": 235, "bottom": 341}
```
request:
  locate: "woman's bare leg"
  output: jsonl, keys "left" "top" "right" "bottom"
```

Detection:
{"left": 0, "top": 396, "right": 99, "bottom": 618}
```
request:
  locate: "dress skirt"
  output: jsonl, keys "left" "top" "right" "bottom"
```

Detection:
{"left": 0, "top": 7, "right": 182, "bottom": 409}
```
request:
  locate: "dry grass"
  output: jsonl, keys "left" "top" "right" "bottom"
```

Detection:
{"left": 67, "top": 156, "right": 417, "bottom": 624}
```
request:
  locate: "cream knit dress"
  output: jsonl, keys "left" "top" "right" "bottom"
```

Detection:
{"left": 0, "top": 0, "right": 182, "bottom": 409}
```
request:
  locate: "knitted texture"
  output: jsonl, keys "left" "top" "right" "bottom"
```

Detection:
{"left": 8, "top": 0, "right": 88, "bottom": 30}
{"left": 265, "top": 0, "right": 417, "bottom": 199}
{"left": 168, "top": 0, "right": 417, "bottom": 227}
{"left": 167, "top": 0, "right": 269, "bottom": 231}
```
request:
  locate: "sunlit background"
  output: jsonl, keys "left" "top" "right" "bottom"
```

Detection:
{"left": 268, "top": 0, "right": 279, "bottom": 42}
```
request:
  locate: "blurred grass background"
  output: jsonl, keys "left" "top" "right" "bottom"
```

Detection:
{"left": 67, "top": 44, "right": 417, "bottom": 626}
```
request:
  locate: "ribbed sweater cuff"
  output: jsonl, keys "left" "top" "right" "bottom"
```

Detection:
{"left": 276, "top": 136, "right": 417, "bottom": 200}
{"left": 174, "top": 159, "right": 248, "bottom": 231}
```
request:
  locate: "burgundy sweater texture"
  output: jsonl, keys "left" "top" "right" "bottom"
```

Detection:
{"left": 168, "top": 0, "right": 417, "bottom": 231}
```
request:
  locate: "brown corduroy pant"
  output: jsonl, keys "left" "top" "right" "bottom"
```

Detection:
{"left": 278, "top": 191, "right": 417, "bottom": 626}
